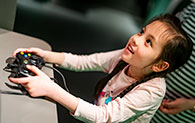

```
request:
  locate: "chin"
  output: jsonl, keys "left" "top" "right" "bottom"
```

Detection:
{"left": 121, "top": 54, "right": 129, "bottom": 63}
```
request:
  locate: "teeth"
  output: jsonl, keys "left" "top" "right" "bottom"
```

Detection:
{"left": 128, "top": 46, "right": 134, "bottom": 54}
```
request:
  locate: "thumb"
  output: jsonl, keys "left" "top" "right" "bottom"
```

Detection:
{"left": 26, "top": 65, "right": 44, "bottom": 76}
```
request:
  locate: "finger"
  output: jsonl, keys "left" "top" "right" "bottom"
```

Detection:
{"left": 9, "top": 77, "right": 30, "bottom": 84}
{"left": 28, "top": 47, "right": 40, "bottom": 52}
{"left": 21, "top": 83, "right": 30, "bottom": 89}
{"left": 12, "top": 48, "right": 32, "bottom": 57}
{"left": 28, "top": 47, "right": 45, "bottom": 57}
{"left": 162, "top": 100, "right": 176, "bottom": 108}
{"left": 160, "top": 105, "right": 178, "bottom": 115}
{"left": 26, "top": 65, "right": 45, "bottom": 76}
{"left": 160, "top": 105, "right": 171, "bottom": 114}
{"left": 162, "top": 99, "right": 171, "bottom": 103}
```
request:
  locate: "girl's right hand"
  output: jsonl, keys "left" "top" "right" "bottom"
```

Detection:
{"left": 13, "top": 47, "right": 47, "bottom": 60}
{"left": 9, "top": 65, "right": 56, "bottom": 97}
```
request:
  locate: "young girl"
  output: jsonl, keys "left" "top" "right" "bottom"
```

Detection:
{"left": 9, "top": 14, "right": 192, "bottom": 122}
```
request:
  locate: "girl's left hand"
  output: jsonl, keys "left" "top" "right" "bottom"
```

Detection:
{"left": 9, "top": 65, "right": 55, "bottom": 97}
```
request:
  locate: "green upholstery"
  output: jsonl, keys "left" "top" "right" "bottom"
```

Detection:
{"left": 144, "top": 0, "right": 171, "bottom": 24}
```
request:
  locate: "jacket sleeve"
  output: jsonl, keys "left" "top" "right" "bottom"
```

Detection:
{"left": 72, "top": 78, "right": 166, "bottom": 123}
{"left": 59, "top": 49, "right": 123, "bottom": 73}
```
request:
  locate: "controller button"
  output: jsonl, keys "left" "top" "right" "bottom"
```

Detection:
{"left": 24, "top": 54, "right": 28, "bottom": 57}
{"left": 31, "top": 55, "right": 38, "bottom": 59}
{"left": 20, "top": 52, "right": 24, "bottom": 55}
{"left": 28, "top": 53, "right": 31, "bottom": 57}
{"left": 24, "top": 60, "right": 28, "bottom": 64}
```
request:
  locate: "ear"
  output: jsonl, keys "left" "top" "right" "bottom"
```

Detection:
{"left": 152, "top": 61, "right": 170, "bottom": 72}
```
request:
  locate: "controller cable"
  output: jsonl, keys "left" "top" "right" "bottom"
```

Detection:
{"left": 44, "top": 63, "right": 69, "bottom": 92}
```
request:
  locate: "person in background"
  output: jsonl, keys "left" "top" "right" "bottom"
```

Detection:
{"left": 151, "top": 1, "right": 195, "bottom": 123}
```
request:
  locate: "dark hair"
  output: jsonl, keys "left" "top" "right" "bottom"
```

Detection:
{"left": 94, "top": 14, "right": 193, "bottom": 101}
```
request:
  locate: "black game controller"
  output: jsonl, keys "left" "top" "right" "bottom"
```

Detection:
{"left": 3, "top": 51, "right": 45, "bottom": 96}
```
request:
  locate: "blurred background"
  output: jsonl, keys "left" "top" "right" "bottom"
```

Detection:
{"left": 2, "top": 0, "right": 191, "bottom": 122}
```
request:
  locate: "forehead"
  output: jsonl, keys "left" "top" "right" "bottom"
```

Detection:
{"left": 147, "top": 21, "right": 169, "bottom": 37}
{"left": 146, "top": 20, "right": 172, "bottom": 45}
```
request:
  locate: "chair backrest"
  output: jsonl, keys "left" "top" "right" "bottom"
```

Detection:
{"left": 144, "top": 0, "right": 190, "bottom": 24}
{"left": 0, "top": 0, "right": 17, "bottom": 30}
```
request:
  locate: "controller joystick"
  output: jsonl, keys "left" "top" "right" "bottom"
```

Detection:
{"left": 3, "top": 51, "right": 45, "bottom": 96}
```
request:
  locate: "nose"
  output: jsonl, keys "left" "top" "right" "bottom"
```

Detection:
{"left": 131, "top": 36, "right": 139, "bottom": 46}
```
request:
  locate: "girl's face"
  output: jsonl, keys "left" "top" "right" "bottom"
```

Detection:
{"left": 122, "top": 20, "right": 169, "bottom": 69}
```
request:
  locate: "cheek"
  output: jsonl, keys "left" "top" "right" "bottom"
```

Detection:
{"left": 133, "top": 51, "right": 155, "bottom": 67}
{"left": 121, "top": 48, "right": 157, "bottom": 68}
{"left": 138, "top": 51, "right": 159, "bottom": 67}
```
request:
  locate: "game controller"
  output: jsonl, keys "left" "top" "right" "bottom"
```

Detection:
{"left": 3, "top": 51, "right": 45, "bottom": 96}
{"left": 2, "top": 51, "right": 69, "bottom": 97}
{"left": 5, "top": 51, "right": 45, "bottom": 77}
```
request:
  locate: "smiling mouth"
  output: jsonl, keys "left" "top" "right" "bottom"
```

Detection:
{"left": 128, "top": 44, "right": 134, "bottom": 54}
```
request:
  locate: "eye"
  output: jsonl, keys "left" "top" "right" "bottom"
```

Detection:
{"left": 139, "top": 29, "right": 144, "bottom": 35}
{"left": 146, "top": 39, "right": 152, "bottom": 46}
